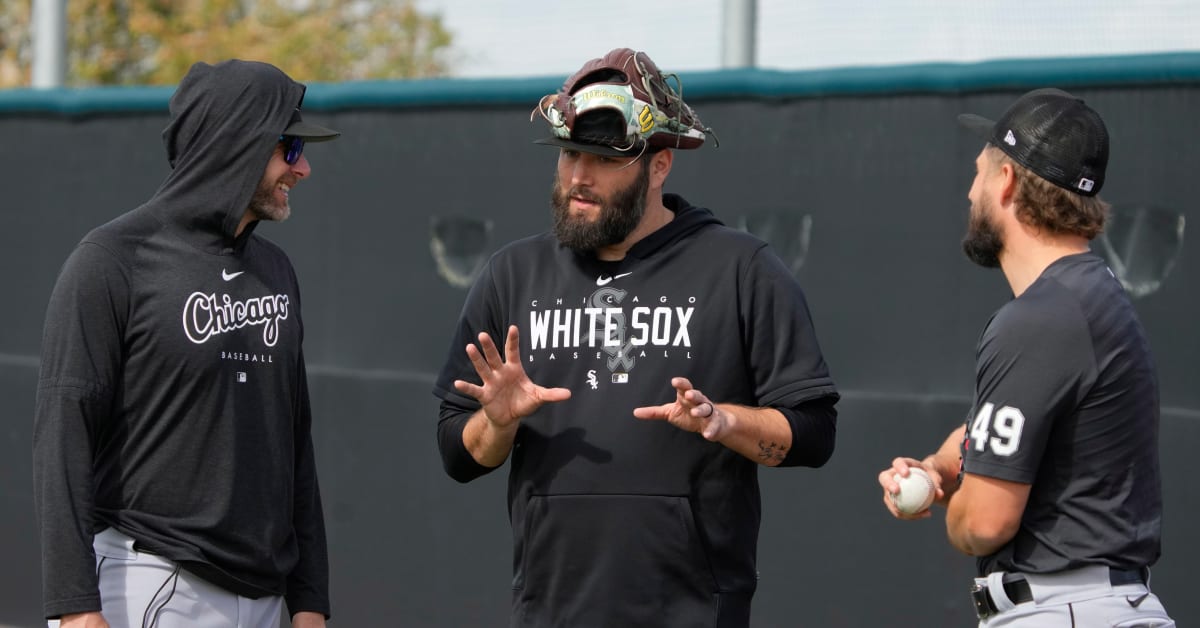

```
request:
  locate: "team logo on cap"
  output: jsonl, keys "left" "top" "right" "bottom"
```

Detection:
{"left": 638, "top": 105, "right": 655, "bottom": 133}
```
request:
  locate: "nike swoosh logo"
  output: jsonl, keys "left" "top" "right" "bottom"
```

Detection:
{"left": 222, "top": 269, "right": 245, "bottom": 281}
{"left": 596, "top": 272, "right": 634, "bottom": 286}
{"left": 1126, "top": 592, "right": 1150, "bottom": 608}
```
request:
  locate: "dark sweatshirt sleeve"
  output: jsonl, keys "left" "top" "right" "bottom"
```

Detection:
{"left": 33, "top": 242, "right": 128, "bottom": 619}
{"left": 777, "top": 395, "right": 837, "bottom": 468}
{"left": 738, "top": 244, "right": 839, "bottom": 469}
{"left": 284, "top": 353, "right": 331, "bottom": 618}
{"left": 437, "top": 399, "right": 503, "bottom": 483}
{"left": 433, "top": 261, "right": 506, "bottom": 483}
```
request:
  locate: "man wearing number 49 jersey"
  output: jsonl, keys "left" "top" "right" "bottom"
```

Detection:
{"left": 877, "top": 89, "right": 1173, "bottom": 626}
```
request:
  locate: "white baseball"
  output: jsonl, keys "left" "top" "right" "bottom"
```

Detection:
{"left": 891, "top": 467, "right": 935, "bottom": 514}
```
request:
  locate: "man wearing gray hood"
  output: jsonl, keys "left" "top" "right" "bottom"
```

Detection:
{"left": 34, "top": 59, "right": 337, "bottom": 628}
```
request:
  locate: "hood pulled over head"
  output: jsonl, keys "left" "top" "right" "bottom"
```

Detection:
{"left": 152, "top": 59, "right": 309, "bottom": 251}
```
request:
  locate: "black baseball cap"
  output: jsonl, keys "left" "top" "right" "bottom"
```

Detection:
{"left": 283, "top": 108, "right": 340, "bottom": 142}
{"left": 534, "top": 110, "right": 642, "bottom": 157}
{"left": 958, "top": 88, "right": 1108, "bottom": 196}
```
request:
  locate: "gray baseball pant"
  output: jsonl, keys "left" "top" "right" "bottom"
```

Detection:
{"left": 976, "top": 565, "right": 1174, "bottom": 627}
{"left": 48, "top": 527, "right": 283, "bottom": 628}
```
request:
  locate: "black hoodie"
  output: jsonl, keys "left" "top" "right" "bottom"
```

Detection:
{"left": 435, "top": 195, "right": 838, "bottom": 628}
{"left": 33, "top": 60, "right": 329, "bottom": 619}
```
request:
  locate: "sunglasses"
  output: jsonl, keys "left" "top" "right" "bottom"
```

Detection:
{"left": 278, "top": 135, "right": 305, "bottom": 165}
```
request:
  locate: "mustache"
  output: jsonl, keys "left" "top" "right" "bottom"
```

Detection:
{"left": 566, "top": 186, "right": 601, "bottom": 204}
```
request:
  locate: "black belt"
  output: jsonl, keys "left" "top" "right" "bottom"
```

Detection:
{"left": 972, "top": 568, "right": 1146, "bottom": 620}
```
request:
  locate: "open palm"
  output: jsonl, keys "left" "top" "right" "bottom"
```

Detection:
{"left": 454, "top": 325, "right": 570, "bottom": 427}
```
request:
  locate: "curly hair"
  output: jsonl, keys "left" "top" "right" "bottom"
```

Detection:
{"left": 985, "top": 145, "right": 1109, "bottom": 240}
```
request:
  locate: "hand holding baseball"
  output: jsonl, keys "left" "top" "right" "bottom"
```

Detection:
{"left": 879, "top": 458, "right": 944, "bottom": 519}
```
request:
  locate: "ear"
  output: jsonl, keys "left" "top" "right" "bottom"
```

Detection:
{"left": 649, "top": 149, "right": 673, "bottom": 189}
{"left": 997, "top": 161, "right": 1018, "bottom": 206}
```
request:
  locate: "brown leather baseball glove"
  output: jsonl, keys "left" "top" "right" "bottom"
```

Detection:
{"left": 533, "top": 48, "right": 715, "bottom": 155}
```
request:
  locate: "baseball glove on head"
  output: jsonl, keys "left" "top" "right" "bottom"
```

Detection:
{"left": 532, "top": 48, "right": 715, "bottom": 157}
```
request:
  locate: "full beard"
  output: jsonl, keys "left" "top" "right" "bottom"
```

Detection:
{"left": 247, "top": 178, "right": 291, "bottom": 224}
{"left": 550, "top": 160, "right": 650, "bottom": 253}
{"left": 961, "top": 196, "right": 1003, "bottom": 268}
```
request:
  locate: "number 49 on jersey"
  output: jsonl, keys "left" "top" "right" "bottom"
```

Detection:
{"left": 969, "top": 402, "right": 1025, "bottom": 457}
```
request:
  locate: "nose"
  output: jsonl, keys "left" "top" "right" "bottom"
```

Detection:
{"left": 567, "top": 156, "right": 595, "bottom": 187}
{"left": 292, "top": 153, "right": 311, "bottom": 179}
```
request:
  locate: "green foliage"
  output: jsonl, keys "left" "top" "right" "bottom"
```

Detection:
{"left": 0, "top": 0, "right": 454, "bottom": 87}
{"left": 0, "top": 0, "right": 32, "bottom": 86}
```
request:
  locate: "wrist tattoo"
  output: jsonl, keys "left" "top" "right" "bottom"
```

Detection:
{"left": 757, "top": 441, "right": 788, "bottom": 463}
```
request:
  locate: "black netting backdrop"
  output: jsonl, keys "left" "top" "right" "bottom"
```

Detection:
{"left": 1, "top": 79, "right": 1197, "bottom": 627}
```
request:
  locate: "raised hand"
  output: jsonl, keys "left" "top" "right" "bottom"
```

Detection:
{"left": 633, "top": 376, "right": 732, "bottom": 441}
{"left": 454, "top": 325, "right": 571, "bottom": 428}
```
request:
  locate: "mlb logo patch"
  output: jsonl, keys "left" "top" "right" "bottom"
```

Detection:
{"left": 1004, "top": 130, "right": 1017, "bottom": 146}
{"left": 1077, "top": 178, "right": 1095, "bottom": 192}
{"left": 237, "top": 372, "right": 247, "bottom": 383}
{"left": 611, "top": 373, "right": 629, "bottom": 384}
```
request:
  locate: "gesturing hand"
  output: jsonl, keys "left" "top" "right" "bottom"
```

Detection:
{"left": 453, "top": 325, "right": 571, "bottom": 428}
{"left": 633, "top": 376, "right": 732, "bottom": 441}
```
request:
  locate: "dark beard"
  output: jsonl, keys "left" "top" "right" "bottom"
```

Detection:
{"left": 550, "top": 159, "right": 650, "bottom": 253}
{"left": 961, "top": 199, "right": 1003, "bottom": 268}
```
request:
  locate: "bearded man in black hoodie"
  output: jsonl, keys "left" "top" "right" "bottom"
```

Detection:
{"left": 34, "top": 60, "right": 337, "bottom": 628}
{"left": 434, "top": 48, "right": 840, "bottom": 628}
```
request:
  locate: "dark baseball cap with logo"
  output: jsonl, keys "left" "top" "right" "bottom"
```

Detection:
{"left": 957, "top": 88, "right": 1109, "bottom": 197}
{"left": 283, "top": 108, "right": 340, "bottom": 142}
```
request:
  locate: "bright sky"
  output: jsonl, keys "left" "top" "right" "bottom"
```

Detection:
{"left": 416, "top": 0, "right": 1200, "bottom": 79}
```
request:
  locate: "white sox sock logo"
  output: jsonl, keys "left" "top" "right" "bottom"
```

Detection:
{"left": 222, "top": 269, "right": 245, "bottom": 281}
{"left": 593, "top": 288, "right": 636, "bottom": 371}
{"left": 595, "top": 272, "right": 633, "bottom": 286}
